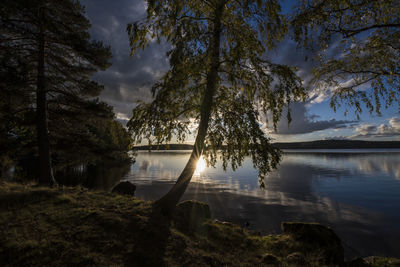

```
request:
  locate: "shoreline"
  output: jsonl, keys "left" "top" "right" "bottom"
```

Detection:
{"left": 1, "top": 182, "right": 399, "bottom": 266}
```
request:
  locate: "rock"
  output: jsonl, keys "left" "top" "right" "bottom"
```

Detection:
{"left": 172, "top": 200, "right": 211, "bottom": 233}
{"left": 364, "top": 256, "right": 400, "bottom": 266}
{"left": 282, "top": 222, "right": 344, "bottom": 265}
{"left": 286, "top": 252, "right": 306, "bottom": 266}
{"left": 111, "top": 181, "right": 136, "bottom": 196}
{"left": 261, "top": 253, "right": 279, "bottom": 265}
{"left": 344, "top": 257, "right": 370, "bottom": 267}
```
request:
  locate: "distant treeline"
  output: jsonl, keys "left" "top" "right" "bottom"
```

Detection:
{"left": 133, "top": 140, "right": 400, "bottom": 150}
{"left": 133, "top": 144, "right": 195, "bottom": 150}
{"left": 273, "top": 140, "right": 400, "bottom": 149}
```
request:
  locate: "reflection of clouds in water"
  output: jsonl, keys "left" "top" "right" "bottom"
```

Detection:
{"left": 353, "top": 156, "right": 400, "bottom": 180}
{"left": 134, "top": 180, "right": 400, "bottom": 257}
{"left": 127, "top": 151, "right": 400, "bottom": 197}
{"left": 130, "top": 156, "right": 359, "bottom": 219}
{"left": 283, "top": 153, "right": 400, "bottom": 180}
{"left": 125, "top": 151, "right": 400, "bottom": 257}
{"left": 126, "top": 151, "right": 400, "bottom": 224}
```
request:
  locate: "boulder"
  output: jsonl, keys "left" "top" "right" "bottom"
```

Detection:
{"left": 282, "top": 222, "right": 344, "bottom": 265}
{"left": 111, "top": 181, "right": 136, "bottom": 196}
{"left": 364, "top": 256, "right": 400, "bottom": 266}
{"left": 344, "top": 257, "right": 370, "bottom": 267}
{"left": 172, "top": 200, "right": 211, "bottom": 233}
{"left": 261, "top": 253, "right": 279, "bottom": 265}
{"left": 286, "top": 252, "right": 306, "bottom": 266}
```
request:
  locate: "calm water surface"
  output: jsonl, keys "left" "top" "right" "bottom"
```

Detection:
{"left": 122, "top": 150, "right": 400, "bottom": 258}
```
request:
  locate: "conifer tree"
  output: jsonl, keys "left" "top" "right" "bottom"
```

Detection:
{"left": 1, "top": 0, "right": 112, "bottom": 185}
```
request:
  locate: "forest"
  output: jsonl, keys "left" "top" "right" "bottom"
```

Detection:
{"left": 1, "top": 0, "right": 133, "bottom": 185}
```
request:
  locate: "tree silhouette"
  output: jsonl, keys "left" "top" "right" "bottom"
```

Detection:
{"left": 291, "top": 0, "right": 400, "bottom": 116}
{"left": 127, "top": 0, "right": 306, "bottom": 215}
{"left": 1, "top": 0, "right": 111, "bottom": 185}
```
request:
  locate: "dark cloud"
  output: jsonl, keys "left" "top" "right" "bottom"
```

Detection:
{"left": 81, "top": 0, "right": 353, "bottom": 137}
{"left": 275, "top": 102, "right": 353, "bottom": 134}
{"left": 262, "top": 39, "right": 354, "bottom": 136}
{"left": 81, "top": 0, "right": 169, "bottom": 119}
{"left": 262, "top": 102, "right": 354, "bottom": 135}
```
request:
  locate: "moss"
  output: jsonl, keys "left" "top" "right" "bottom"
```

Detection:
{"left": 0, "top": 182, "right": 399, "bottom": 266}
{"left": 364, "top": 256, "right": 400, "bottom": 267}
{"left": 0, "top": 182, "right": 150, "bottom": 266}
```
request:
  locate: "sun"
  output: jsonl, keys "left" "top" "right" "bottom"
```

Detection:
{"left": 195, "top": 157, "right": 206, "bottom": 175}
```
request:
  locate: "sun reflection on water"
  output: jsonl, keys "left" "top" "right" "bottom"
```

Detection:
{"left": 194, "top": 157, "right": 206, "bottom": 175}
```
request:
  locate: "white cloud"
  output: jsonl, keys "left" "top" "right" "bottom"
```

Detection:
{"left": 354, "top": 124, "right": 377, "bottom": 136}
{"left": 389, "top": 117, "right": 400, "bottom": 129}
{"left": 350, "top": 117, "right": 400, "bottom": 138}
{"left": 116, "top": 112, "right": 129, "bottom": 121}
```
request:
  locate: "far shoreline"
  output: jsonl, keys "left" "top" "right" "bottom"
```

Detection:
{"left": 133, "top": 140, "right": 400, "bottom": 151}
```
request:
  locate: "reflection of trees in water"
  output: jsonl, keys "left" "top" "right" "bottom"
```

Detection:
{"left": 139, "top": 160, "right": 150, "bottom": 172}
{"left": 8, "top": 152, "right": 132, "bottom": 191}
{"left": 55, "top": 161, "right": 131, "bottom": 191}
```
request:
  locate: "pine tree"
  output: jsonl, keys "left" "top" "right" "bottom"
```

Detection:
{"left": 1, "top": 0, "right": 112, "bottom": 185}
{"left": 127, "top": 0, "right": 306, "bottom": 215}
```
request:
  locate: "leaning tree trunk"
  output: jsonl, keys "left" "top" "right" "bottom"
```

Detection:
{"left": 154, "top": 2, "right": 224, "bottom": 216}
{"left": 36, "top": 9, "right": 56, "bottom": 186}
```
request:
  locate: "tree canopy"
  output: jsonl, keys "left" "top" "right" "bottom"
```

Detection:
{"left": 291, "top": 0, "right": 400, "bottom": 116}
{"left": 1, "top": 0, "right": 132, "bottom": 183}
{"left": 127, "top": 0, "right": 306, "bottom": 213}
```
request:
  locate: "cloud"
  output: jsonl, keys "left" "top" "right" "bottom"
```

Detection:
{"left": 81, "top": 1, "right": 371, "bottom": 141}
{"left": 276, "top": 37, "right": 374, "bottom": 110}
{"left": 115, "top": 112, "right": 130, "bottom": 125}
{"left": 81, "top": 0, "right": 170, "bottom": 117}
{"left": 263, "top": 102, "right": 354, "bottom": 135}
{"left": 389, "top": 117, "right": 400, "bottom": 129}
{"left": 350, "top": 117, "right": 400, "bottom": 138}
{"left": 353, "top": 124, "right": 377, "bottom": 136}
{"left": 256, "top": 40, "right": 356, "bottom": 136}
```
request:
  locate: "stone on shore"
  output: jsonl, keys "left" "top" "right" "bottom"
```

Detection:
{"left": 173, "top": 200, "right": 211, "bottom": 233}
{"left": 282, "top": 222, "right": 344, "bottom": 265}
{"left": 111, "top": 181, "right": 136, "bottom": 196}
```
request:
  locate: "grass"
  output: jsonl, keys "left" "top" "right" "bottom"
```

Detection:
{"left": 0, "top": 182, "right": 148, "bottom": 266}
{"left": 1, "top": 181, "right": 399, "bottom": 266}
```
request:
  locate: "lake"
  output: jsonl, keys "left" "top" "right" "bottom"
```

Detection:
{"left": 122, "top": 150, "right": 400, "bottom": 259}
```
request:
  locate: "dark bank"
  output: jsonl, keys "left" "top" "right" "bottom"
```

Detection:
{"left": 1, "top": 182, "right": 400, "bottom": 266}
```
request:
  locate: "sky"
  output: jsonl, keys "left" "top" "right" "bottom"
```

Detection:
{"left": 80, "top": 0, "right": 400, "bottom": 143}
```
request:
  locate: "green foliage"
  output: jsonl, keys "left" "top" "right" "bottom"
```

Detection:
{"left": 291, "top": 0, "right": 400, "bottom": 116}
{"left": 52, "top": 112, "right": 133, "bottom": 168}
{"left": 1, "top": 0, "right": 132, "bottom": 177}
{"left": 83, "top": 119, "right": 133, "bottom": 162}
{"left": 1, "top": 0, "right": 112, "bottom": 95}
{"left": 48, "top": 96, "right": 133, "bottom": 168}
{"left": 0, "top": 38, "right": 36, "bottom": 174}
{"left": 127, "top": 0, "right": 306, "bottom": 186}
